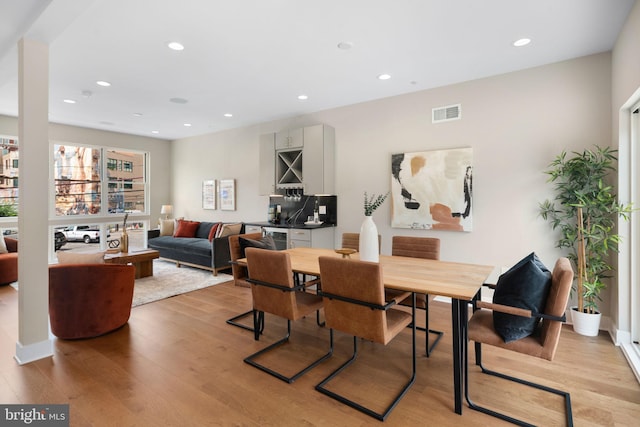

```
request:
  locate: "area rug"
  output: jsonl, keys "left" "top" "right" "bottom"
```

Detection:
{"left": 132, "top": 259, "right": 233, "bottom": 307}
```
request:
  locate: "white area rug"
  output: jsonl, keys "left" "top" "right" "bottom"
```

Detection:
{"left": 133, "top": 259, "right": 233, "bottom": 307}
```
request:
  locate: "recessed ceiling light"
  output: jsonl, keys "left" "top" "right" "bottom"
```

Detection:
{"left": 337, "top": 41, "right": 353, "bottom": 50}
{"left": 223, "top": 113, "right": 233, "bottom": 117}
{"left": 63, "top": 99, "right": 76, "bottom": 104}
{"left": 513, "top": 38, "right": 531, "bottom": 47}
{"left": 377, "top": 74, "right": 391, "bottom": 80}
{"left": 133, "top": 113, "right": 143, "bottom": 117}
{"left": 183, "top": 123, "right": 192, "bottom": 127}
{"left": 167, "top": 42, "right": 184, "bottom": 51}
{"left": 151, "top": 130, "right": 159, "bottom": 134}
{"left": 169, "top": 97, "right": 188, "bottom": 104}
{"left": 297, "top": 94, "right": 308, "bottom": 101}
{"left": 96, "top": 80, "right": 111, "bottom": 87}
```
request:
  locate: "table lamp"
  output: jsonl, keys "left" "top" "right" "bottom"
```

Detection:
{"left": 160, "top": 205, "right": 173, "bottom": 220}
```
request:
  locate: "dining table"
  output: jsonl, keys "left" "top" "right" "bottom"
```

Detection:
{"left": 237, "top": 246, "right": 495, "bottom": 415}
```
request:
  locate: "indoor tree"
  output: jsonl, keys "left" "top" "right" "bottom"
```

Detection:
{"left": 539, "top": 145, "right": 632, "bottom": 314}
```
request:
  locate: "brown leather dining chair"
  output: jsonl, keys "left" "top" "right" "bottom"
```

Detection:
{"left": 226, "top": 232, "right": 263, "bottom": 332}
{"left": 465, "top": 257, "right": 574, "bottom": 426}
{"left": 243, "top": 247, "right": 332, "bottom": 383}
{"left": 316, "top": 256, "right": 416, "bottom": 421}
{"left": 386, "top": 236, "right": 443, "bottom": 356}
{"left": 340, "top": 232, "right": 381, "bottom": 252}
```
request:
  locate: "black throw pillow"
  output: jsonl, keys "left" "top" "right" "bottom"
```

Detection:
{"left": 239, "top": 235, "right": 277, "bottom": 258}
{"left": 492, "top": 252, "right": 552, "bottom": 343}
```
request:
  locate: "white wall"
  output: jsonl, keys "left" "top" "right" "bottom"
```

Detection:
{"left": 172, "top": 53, "right": 612, "bottom": 312}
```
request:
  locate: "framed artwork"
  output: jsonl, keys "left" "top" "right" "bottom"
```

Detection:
{"left": 391, "top": 147, "right": 472, "bottom": 232}
{"left": 202, "top": 180, "right": 216, "bottom": 209}
{"left": 219, "top": 179, "right": 236, "bottom": 211}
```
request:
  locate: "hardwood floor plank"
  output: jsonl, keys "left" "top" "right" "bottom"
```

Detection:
{"left": 1, "top": 283, "right": 639, "bottom": 426}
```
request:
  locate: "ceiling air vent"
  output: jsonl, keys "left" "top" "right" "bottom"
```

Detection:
{"left": 432, "top": 104, "right": 461, "bottom": 123}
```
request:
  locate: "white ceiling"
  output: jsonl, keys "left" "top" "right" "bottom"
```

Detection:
{"left": 0, "top": 0, "right": 635, "bottom": 140}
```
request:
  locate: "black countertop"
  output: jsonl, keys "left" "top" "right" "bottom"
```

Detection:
{"left": 245, "top": 221, "right": 335, "bottom": 230}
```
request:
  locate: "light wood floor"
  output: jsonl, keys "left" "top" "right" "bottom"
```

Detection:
{"left": 1, "top": 281, "right": 639, "bottom": 426}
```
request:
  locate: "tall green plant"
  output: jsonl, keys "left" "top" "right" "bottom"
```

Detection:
{"left": 539, "top": 146, "right": 632, "bottom": 313}
{"left": 0, "top": 201, "right": 17, "bottom": 217}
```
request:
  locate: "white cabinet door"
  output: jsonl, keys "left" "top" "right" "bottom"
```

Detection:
{"left": 302, "top": 124, "right": 335, "bottom": 195}
{"left": 259, "top": 133, "right": 275, "bottom": 195}
{"left": 275, "top": 128, "right": 303, "bottom": 150}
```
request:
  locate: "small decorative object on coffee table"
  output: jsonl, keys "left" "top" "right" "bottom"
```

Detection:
{"left": 120, "top": 213, "right": 129, "bottom": 253}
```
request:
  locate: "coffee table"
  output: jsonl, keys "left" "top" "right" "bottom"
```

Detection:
{"left": 104, "top": 249, "right": 160, "bottom": 279}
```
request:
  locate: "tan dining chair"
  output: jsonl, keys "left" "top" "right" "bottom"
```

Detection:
{"left": 386, "top": 236, "right": 443, "bottom": 356}
{"left": 316, "top": 256, "right": 416, "bottom": 421}
{"left": 465, "top": 257, "right": 574, "bottom": 426}
{"left": 340, "top": 232, "right": 381, "bottom": 251}
{"left": 226, "top": 232, "right": 263, "bottom": 332}
{"left": 243, "top": 248, "right": 332, "bottom": 383}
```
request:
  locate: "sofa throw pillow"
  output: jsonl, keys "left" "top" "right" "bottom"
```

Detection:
{"left": 216, "top": 223, "right": 242, "bottom": 238}
{"left": 174, "top": 220, "right": 200, "bottom": 238}
{"left": 492, "top": 252, "right": 552, "bottom": 343}
{"left": 208, "top": 223, "right": 221, "bottom": 241}
{"left": 159, "top": 219, "right": 175, "bottom": 236}
{"left": 0, "top": 236, "right": 7, "bottom": 254}
{"left": 57, "top": 251, "right": 105, "bottom": 265}
{"left": 239, "top": 235, "right": 277, "bottom": 258}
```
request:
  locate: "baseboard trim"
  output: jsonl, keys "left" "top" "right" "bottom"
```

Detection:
{"left": 15, "top": 339, "right": 53, "bottom": 365}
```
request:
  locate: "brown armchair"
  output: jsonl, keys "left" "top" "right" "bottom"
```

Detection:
{"left": 0, "top": 237, "right": 18, "bottom": 285}
{"left": 465, "top": 257, "right": 574, "bottom": 426}
{"left": 386, "top": 236, "right": 443, "bottom": 356}
{"left": 49, "top": 264, "right": 135, "bottom": 339}
{"left": 317, "top": 256, "right": 416, "bottom": 421}
{"left": 243, "top": 248, "right": 332, "bottom": 383}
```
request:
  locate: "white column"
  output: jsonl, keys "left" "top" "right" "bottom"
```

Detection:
{"left": 16, "top": 38, "right": 52, "bottom": 364}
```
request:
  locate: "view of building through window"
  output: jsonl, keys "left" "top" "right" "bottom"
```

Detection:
{"left": 0, "top": 136, "right": 19, "bottom": 215}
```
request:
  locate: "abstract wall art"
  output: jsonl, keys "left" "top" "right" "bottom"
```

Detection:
{"left": 391, "top": 147, "right": 472, "bottom": 231}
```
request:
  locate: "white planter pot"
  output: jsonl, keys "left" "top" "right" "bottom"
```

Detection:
{"left": 359, "top": 216, "right": 379, "bottom": 262}
{"left": 570, "top": 306, "right": 601, "bottom": 337}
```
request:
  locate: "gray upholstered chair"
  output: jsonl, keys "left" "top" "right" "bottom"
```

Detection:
{"left": 316, "top": 256, "right": 416, "bottom": 421}
{"left": 465, "top": 257, "right": 574, "bottom": 426}
{"left": 243, "top": 248, "right": 332, "bottom": 383}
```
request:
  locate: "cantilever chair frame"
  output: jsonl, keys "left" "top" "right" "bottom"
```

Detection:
{"left": 316, "top": 289, "right": 417, "bottom": 421}
{"left": 465, "top": 287, "right": 573, "bottom": 427}
{"left": 391, "top": 236, "right": 443, "bottom": 357}
{"left": 244, "top": 276, "right": 332, "bottom": 384}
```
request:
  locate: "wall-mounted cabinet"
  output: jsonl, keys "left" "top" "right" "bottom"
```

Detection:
{"left": 259, "top": 124, "right": 335, "bottom": 195}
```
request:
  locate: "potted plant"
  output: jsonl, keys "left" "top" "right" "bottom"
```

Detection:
{"left": 539, "top": 145, "right": 632, "bottom": 336}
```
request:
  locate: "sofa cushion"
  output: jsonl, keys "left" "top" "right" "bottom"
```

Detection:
{"left": 57, "top": 251, "right": 106, "bottom": 265}
{"left": 492, "top": 252, "right": 552, "bottom": 343}
{"left": 217, "top": 223, "right": 242, "bottom": 238}
{"left": 208, "top": 223, "right": 221, "bottom": 241}
{"left": 174, "top": 220, "right": 200, "bottom": 238}
{"left": 195, "top": 222, "right": 215, "bottom": 240}
{"left": 239, "top": 235, "right": 276, "bottom": 258}
{"left": 159, "top": 220, "right": 174, "bottom": 236}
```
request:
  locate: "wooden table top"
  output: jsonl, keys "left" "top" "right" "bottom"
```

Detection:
{"left": 104, "top": 248, "right": 160, "bottom": 263}
{"left": 239, "top": 247, "right": 495, "bottom": 301}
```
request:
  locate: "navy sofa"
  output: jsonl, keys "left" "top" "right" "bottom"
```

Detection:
{"left": 148, "top": 222, "right": 244, "bottom": 275}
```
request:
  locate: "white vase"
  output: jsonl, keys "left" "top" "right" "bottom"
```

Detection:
{"left": 359, "top": 215, "right": 379, "bottom": 262}
{"left": 570, "top": 306, "right": 601, "bottom": 337}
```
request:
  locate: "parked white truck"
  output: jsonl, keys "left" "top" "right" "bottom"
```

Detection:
{"left": 61, "top": 225, "right": 104, "bottom": 244}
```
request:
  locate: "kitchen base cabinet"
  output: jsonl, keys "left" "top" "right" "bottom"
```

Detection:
{"left": 289, "top": 227, "right": 334, "bottom": 249}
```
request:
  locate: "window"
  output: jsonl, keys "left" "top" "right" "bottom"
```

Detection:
{"left": 0, "top": 136, "right": 19, "bottom": 215}
{"left": 54, "top": 144, "right": 101, "bottom": 215}
{"left": 107, "top": 158, "right": 117, "bottom": 170}
{"left": 106, "top": 149, "right": 147, "bottom": 214}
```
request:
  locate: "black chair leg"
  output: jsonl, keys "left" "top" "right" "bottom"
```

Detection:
{"left": 316, "top": 295, "right": 417, "bottom": 421}
{"left": 409, "top": 295, "right": 444, "bottom": 357}
{"left": 244, "top": 319, "right": 333, "bottom": 384}
{"left": 465, "top": 342, "right": 573, "bottom": 427}
{"left": 226, "top": 309, "right": 263, "bottom": 334}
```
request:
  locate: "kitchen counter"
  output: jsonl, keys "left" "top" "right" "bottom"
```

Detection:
{"left": 244, "top": 221, "right": 335, "bottom": 230}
